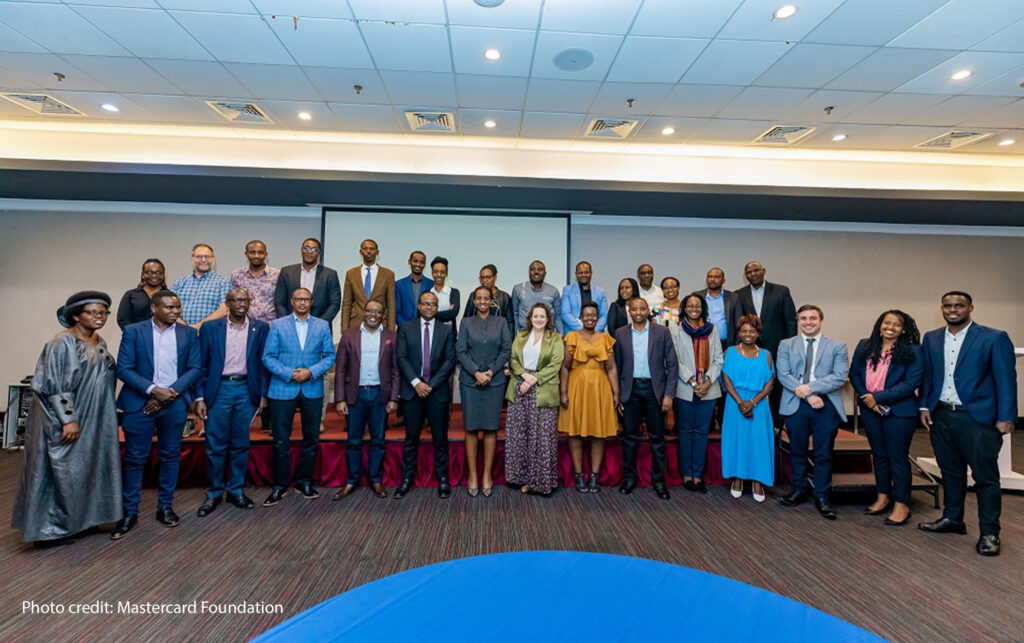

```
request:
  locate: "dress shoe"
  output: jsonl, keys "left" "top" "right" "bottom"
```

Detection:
{"left": 652, "top": 483, "right": 670, "bottom": 500}
{"left": 619, "top": 479, "right": 637, "bottom": 495}
{"left": 437, "top": 477, "right": 451, "bottom": 499}
{"left": 197, "top": 495, "right": 222, "bottom": 518}
{"left": 683, "top": 480, "right": 696, "bottom": 492}
{"left": 917, "top": 517, "right": 967, "bottom": 534}
{"left": 393, "top": 479, "right": 413, "bottom": 499}
{"left": 814, "top": 499, "right": 837, "bottom": 520}
{"left": 34, "top": 536, "right": 77, "bottom": 548}
{"left": 884, "top": 511, "right": 911, "bottom": 526}
{"left": 482, "top": 485, "right": 493, "bottom": 498}
{"left": 694, "top": 481, "right": 708, "bottom": 494}
{"left": 156, "top": 506, "right": 180, "bottom": 527}
{"left": 730, "top": 481, "right": 743, "bottom": 499}
{"left": 226, "top": 493, "right": 255, "bottom": 509}
{"left": 110, "top": 514, "right": 138, "bottom": 540}
{"left": 752, "top": 487, "right": 767, "bottom": 503}
{"left": 262, "top": 487, "right": 287, "bottom": 507}
{"left": 297, "top": 483, "right": 320, "bottom": 499}
{"left": 586, "top": 473, "right": 600, "bottom": 493}
{"left": 574, "top": 472, "right": 587, "bottom": 492}
{"left": 779, "top": 490, "right": 810, "bottom": 507}
{"left": 371, "top": 482, "right": 387, "bottom": 498}
{"left": 333, "top": 484, "right": 356, "bottom": 500}
{"left": 976, "top": 534, "right": 1001, "bottom": 556}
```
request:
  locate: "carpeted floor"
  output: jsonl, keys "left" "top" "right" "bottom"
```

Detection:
{"left": 0, "top": 431, "right": 1021, "bottom": 642}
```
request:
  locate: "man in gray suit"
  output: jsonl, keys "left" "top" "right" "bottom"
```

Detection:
{"left": 776, "top": 304, "right": 849, "bottom": 520}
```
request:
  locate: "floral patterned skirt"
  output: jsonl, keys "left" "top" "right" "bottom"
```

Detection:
{"left": 504, "top": 377, "right": 559, "bottom": 494}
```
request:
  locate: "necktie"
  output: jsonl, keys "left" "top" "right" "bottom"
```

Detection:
{"left": 363, "top": 267, "right": 372, "bottom": 298}
{"left": 802, "top": 338, "right": 815, "bottom": 384}
{"left": 422, "top": 322, "right": 431, "bottom": 380}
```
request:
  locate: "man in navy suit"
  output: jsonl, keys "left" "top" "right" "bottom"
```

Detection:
{"left": 613, "top": 297, "right": 679, "bottom": 500}
{"left": 394, "top": 291, "right": 456, "bottom": 499}
{"left": 194, "top": 288, "right": 269, "bottom": 517}
{"left": 113, "top": 290, "right": 201, "bottom": 540}
{"left": 395, "top": 250, "right": 428, "bottom": 327}
{"left": 261, "top": 287, "right": 336, "bottom": 507}
{"left": 918, "top": 291, "right": 1017, "bottom": 556}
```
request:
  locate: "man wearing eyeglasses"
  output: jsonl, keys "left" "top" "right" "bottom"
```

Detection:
{"left": 171, "top": 243, "right": 232, "bottom": 330}
{"left": 273, "top": 238, "right": 342, "bottom": 330}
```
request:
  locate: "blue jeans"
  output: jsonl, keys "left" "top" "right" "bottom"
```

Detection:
{"left": 346, "top": 386, "right": 387, "bottom": 485}
{"left": 121, "top": 397, "right": 187, "bottom": 514}
{"left": 204, "top": 380, "right": 256, "bottom": 499}
{"left": 674, "top": 397, "right": 716, "bottom": 479}
{"left": 785, "top": 401, "right": 841, "bottom": 500}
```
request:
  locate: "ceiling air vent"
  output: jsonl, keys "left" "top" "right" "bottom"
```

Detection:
{"left": 1, "top": 93, "right": 82, "bottom": 115}
{"left": 584, "top": 118, "right": 638, "bottom": 139}
{"left": 915, "top": 130, "right": 992, "bottom": 150}
{"left": 205, "top": 101, "right": 273, "bottom": 124}
{"left": 404, "top": 111, "right": 456, "bottom": 132}
{"left": 753, "top": 125, "right": 816, "bottom": 144}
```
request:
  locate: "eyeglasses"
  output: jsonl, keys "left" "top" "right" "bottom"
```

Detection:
{"left": 193, "top": 254, "right": 213, "bottom": 260}
{"left": 142, "top": 270, "right": 164, "bottom": 275}
{"left": 419, "top": 302, "right": 438, "bottom": 308}
{"left": 292, "top": 297, "right": 312, "bottom": 302}
{"left": 301, "top": 246, "right": 321, "bottom": 253}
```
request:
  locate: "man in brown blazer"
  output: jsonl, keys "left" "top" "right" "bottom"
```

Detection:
{"left": 333, "top": 301, "right": 400, "bottom": 499}
{"left": 341, "top": 239, "right": 397, "bottom": 331}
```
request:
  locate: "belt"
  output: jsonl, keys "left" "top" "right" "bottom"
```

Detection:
{"left": 633, "top": 377, "right": 651, "bottom": 382}
{"left": 938, "top": 401, "right": 964, "bottom": 411}
{"left": 221, "top": 374, "right": 247, "bottom": 382}
{"left": 359, "top": 384, "right": 381, "bottom": 389}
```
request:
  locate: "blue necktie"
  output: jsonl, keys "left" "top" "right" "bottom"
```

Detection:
{"left": 363, "top": 267, "right": 372, "bottom": 298}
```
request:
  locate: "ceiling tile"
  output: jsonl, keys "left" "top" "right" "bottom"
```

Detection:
{"left": 66, "top": 0, "right": 161, "bottom": 7}
{"left": 59, "top": 55, "right": 179, "bottom": 93}
{"left": 2, "top": 52, "right": 109, "bottom": 91}
{"left": 531, "top": 31, "right": 623, "bottom": 81}
{"left": 73, "top": 6, "right": 212, "bottom": 60}
{"left": 0, "top": 64, "right": 41, "bottom": 90}
{"left": 960, "top": 129, "right": 1022, "bottom": 152}
{"left": 346, "top": 0, "right": 446, "bottom": 24}
{"left": 46, "top": 90, "right": 153, "bottom": 120}
{"left": 144, "top": 59, "right": 251, "bottom": 98}
{"left": 459, "top": 108, "right": 520, "bottom": 137}
{"left": 224, "top": 63, "right": 322, "bottom": 100}
{"left": 588, "top": 82, "right": 673, "bottom": 117}
{"left": 158, "top": 0, "right": 256, "bottom": 11}
{"left": 889, "top": 0, "right": 1024, "bottom": 49}
{"left": 327, "top": 102, "right": 403, "bottom": 133}
{"left": 258, "top": 100, "right": 342, "bottom": 129}
{"left": 754, "top": 43, "right": 875, "bottom": 89}
{"left": 447, "top": 0, "right": 542, "bottom": 29}
{"left": 520, "top": 111, "right": 585, "bottom": 139}
{"left": 826, "top": 48, "right": 958, "bottom": 92}
{"left": 655, "top": 84, "right": 743, "bottom": 118}
{"left": 540, "top": 0, "right": 642, "bottom": 35}
{"left": 251, "top": 0, "right": 353, "bottom": 19}
{"left": 0, "top": 2, "right": 128, "bottom": 55}
{"left": 630, "top": 0, "right": 743, "bottom": 39}
{"left": 716, "top": 87, "right": 814, "bottom": 120}
{"left": 682, "top": 40, "right": 791, "bottom": 85}
{"left": 870, "top": 125, "right": 963, "bottom": 149}
{"left": 630, "top": 116, "right": 709, "bottom": 143}
{"left": 168, "top": 11, "right": 293, "bottom": 64}
{"left": 269, "top": 17, "right": 373, "bottom": 68}
{"left": 303, "top": 67, "right": 384, "bottom": 103}
{"left": 966, "top": 66, "right": 1024, "bottom": 97}
{"left": 844, "top": 93, "right": 952, "bottom": 125}
{"left": 606, "top": 37, "right": 707, "bottom": 83}
{"left": 959, "top": 98, "right": 1024, "bottom": 129}
{"left": 907, "top": 95, "right": 1017, "bottom": 126}
{"left": 971, "top": 18, "right": 1024, "bottom": 53}
{"left": 687, "top": 118, "right": 774, "bottom": 144}
{"left": 524, "top": 78, "right": 600, "bottom": 112}
{"left": 0, "top": 22, "right": 45, "bottom": 53}
{"left": 121, "top": 93, "right": 224, "bottom": 123}
{"left": 803, "top": 0, "right": 948, "bottom": 46}
{"left": 718, "top": 0, "right": 847, "bottom": 42}
{"left": 799, "top": 123, "right": 892, "bottom": 150}
{"left": 456, "top": 74, "right": 528, "bottom": 110}
{"left": 780, "top": 90, "right": 884, "bottom": 122}
{"left": 894, "top": 51, "right": 1024, "bottom": 94}
{"left": 380, "top": 70, "right": 455, "bottom": 108}
{"left": 449, "top": 26, "right": 536, "bottom": 77}
{"left": 359, "top": 22, "right": 451, "bottom": 73}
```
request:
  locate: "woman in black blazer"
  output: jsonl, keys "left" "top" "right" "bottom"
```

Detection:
{"left": 849, "top": 310, "right": 923, "bottom": 526}
{"left": 607, "top": 278, "right": 639, "bottom": 335}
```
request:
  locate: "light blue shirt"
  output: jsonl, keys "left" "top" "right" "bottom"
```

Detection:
{"left": 359, "top": 324, "right": 382, "bottom": 386}
{"left": 751, "top": 284, "right": 765, "bottom": 317}
{"left": 293, "top": 314, "right": 309, "bottom": 350}
{"left": 631, "top": 323, "right": 651, "bottom": 379}
{"left": 705, "top": 291, "right": 727, "bottom": 341}
{"left": 150, "top": 321, "right": 178, "bottom": 390}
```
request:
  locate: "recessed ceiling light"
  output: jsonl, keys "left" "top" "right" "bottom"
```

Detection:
{"left": 101, "top": 103, "right": 119, "bottom": 112}
{"left": 832, "top": 134, "right": 847, "bottom": 141}
{"left": 474, "top": 0, "right": 505, "bottom": 6}
{"left": 998, "top": 138, "right": 1015, "bottom": 146}
{"left": 661, "top": 127, "right": 675, "bottom": 136}
{"left": 298, "top": 111, "right": 312, "bottom": 120}
{"left": 484, "top": 48, "right": 501, "bottom": 61}
{"left": 773, "top": 4, "right": 797, "bottom": 19}
{"left": 553, "top": 48, "right": 594, "bottom": 72}
{"left": 484, "top": 119, "right": 497, "bottom": 128}
{"left": 950, "top": 69, "right": 972, "bottom": 80}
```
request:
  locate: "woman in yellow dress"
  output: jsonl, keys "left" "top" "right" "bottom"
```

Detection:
{"left": 560, "top": 302, "right": 620, "bottom": 492}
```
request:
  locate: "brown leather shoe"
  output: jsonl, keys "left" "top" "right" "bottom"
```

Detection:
{"left": 371, "top": 482, "right": 387, "bottom": 498}
{"left": 333, "top": 484, "right": 356, "bottom": 500}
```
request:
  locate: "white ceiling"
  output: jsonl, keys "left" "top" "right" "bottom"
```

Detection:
{"left": 0, "top": 0, "right": 1022, "bottom": 155}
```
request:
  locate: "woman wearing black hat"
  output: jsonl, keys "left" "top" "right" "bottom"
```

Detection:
{"left": 12, "top": 291, "right": 122, "bottom": 545}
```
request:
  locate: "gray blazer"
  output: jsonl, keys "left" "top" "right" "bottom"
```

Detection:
{"left": 671, "top": 326, "right": 723, "bottom": 401}
{"left": 776, "top": 334, "right": 849, "bottom": 418}
{"left": 456, "top": 314, "right": 512, "bottom": 389}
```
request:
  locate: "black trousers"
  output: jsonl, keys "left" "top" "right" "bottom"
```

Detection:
{"left": 400, "top": 394, "right": 450, "bottom": 481}
{"left": 930, "top": 405, "right": 1004, "bottom": 536}
{"left": 622, "top": 379, "right": 667, "bottom": 485}
{"left": 269, "top": 393, "right": 323, "bottom": 489}
{"left": 860, "top": 409, "right": 917, "bottom": 504}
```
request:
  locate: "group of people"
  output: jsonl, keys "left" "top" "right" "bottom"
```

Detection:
{"left": 11, "top": 238, "right": 1018, "bottom": 559}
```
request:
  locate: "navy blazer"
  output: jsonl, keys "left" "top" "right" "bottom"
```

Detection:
{"left": 395, "top": 275, "right": 430, "bottom": 327}
{"left": 197, "top": 317, "right": 270, "bottom": 408}
{"left": 396, "top": 318, "right": 456, "bottom": 402}
{"left": 613, "top": 322, "right": 679, "bottom": 403}
{"left": 919, "top": 323, "right": 1018, "bottom": 426}
{"left": 116, "top": 320, "right": 202, "bottom": 413}
{"left": 849, "top": 339, "right": 923, "bottom": 418}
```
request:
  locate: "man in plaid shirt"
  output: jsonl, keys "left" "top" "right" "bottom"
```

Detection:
{"left": 172, "top": 243, "right": 232, "bottom": 329}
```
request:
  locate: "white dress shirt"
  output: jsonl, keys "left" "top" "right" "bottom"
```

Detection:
{"left": 293, "top": 314, "right": 309, "bottom": 351}
{"left": 411, "top": 318, "right": 434, "bottom": 387}
{"left": 940, "top": 322, "right": 972, "bottom": 405}
{"left": 639, "top": 285, "right": 664, "bottom": 309}
{"left": 362, "top": 263, "right": 379, "bottom": 293}
{"left": 800, "top": 332, "right": 819, "bottom": 383}
{"left": 751, "top": 284, "right": 765, "bottom": 317}
{"left": 299, "top": 265, "right": 317, "bottom": 294}
{"left": 522, "top": 333, "right": 542, "bottom": 370}
{"left": 149, "top": 322, "right": 178, "bottom": 392}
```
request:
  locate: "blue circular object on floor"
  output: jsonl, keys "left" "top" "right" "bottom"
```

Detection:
{"left": 253, "top": 551, "right": 883, "bottom": 642}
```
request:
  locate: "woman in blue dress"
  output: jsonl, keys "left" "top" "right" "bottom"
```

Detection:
{"left": 720, "top": 314, "right": 775, "bottom": 503}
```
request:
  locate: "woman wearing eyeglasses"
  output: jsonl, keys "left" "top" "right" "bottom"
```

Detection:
{"left": 116, "top": 258, "right": 167, "bottom": 329}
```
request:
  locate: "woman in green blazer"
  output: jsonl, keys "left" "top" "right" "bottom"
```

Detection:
{"left": 505, "top": 302, "right": 565, "bottom": 495}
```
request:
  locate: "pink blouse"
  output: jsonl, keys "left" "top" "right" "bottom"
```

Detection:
{"left": 865, "top": 350, "right": 892, "bottom": 394}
